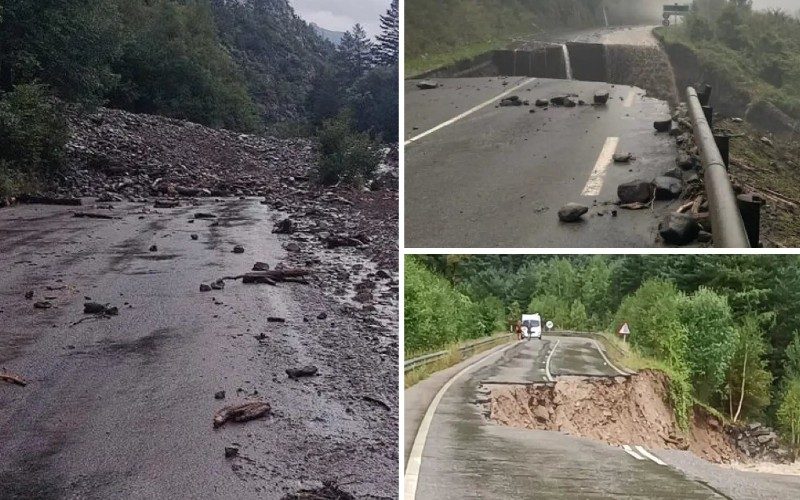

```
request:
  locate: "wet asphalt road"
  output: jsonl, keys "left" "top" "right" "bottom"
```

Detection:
{"left": 407, "top": 338, "right": 722, "bottom": 499}
{"left": 0, "top": 200, "right": 397, "bottom": 499}
{"left": 404, "top": 76, "right": 678, "bottom": 248}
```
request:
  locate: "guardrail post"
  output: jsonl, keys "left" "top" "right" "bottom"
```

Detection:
{"left": 702, "top": 106, "right": 713, "bottom": 127}
{"left": 699, "top": 84, "right": 712, "bottom": 106}
{"left": 714, "top": 134, "right": 730, "bottom": 168}
{"left": 737, "top": 194, "right": 764, "bottom": 247}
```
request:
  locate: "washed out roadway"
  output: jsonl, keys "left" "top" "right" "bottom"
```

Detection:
{"left": 0, "top": 200, "right": 396, "bottom": 499}
{"left": 407, "top": 337, "right": 719, "bottom": 499}
{"left": 405, "top": 77, "right": 678, "bottom": 248}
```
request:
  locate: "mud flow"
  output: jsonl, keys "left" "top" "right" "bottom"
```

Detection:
{"left": 486, "top": 370, "right": 740, "bottom": 463}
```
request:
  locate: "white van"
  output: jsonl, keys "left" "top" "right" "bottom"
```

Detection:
{"left": 521, "top": 314, "right": 542, "bottom": 340}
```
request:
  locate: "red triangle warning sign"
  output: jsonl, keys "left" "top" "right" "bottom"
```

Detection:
{"left": 618, "top": 323, "right": 630, "bottom": 335}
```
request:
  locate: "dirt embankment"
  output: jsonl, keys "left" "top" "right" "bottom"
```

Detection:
{"left": 489, "top": 370, "right": 741, "bottom": 463}
{"left": 605, "top": 44, "right": 679, "bottom": 106}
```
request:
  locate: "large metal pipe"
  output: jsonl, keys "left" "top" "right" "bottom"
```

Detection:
{"left": 686, "top": 87, "right": 750, "bottom": 248}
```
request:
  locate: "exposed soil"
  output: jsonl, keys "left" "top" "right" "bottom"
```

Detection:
{"left": 489, "top": 370, "right": 742, "bottom": 463}
{"left": 605, "top": 44, "right": 679, "bottom": 106}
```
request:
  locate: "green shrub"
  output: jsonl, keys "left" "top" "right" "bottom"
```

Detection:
{"left": 316, "top": 115, "right": 382, "bottom": 186}
{"left": 0, "top": 84, "right": 68, "bottom": 197}
{"left": 777, "top": 378, "right": 800, "bottom": 457}
{"left": 726, "top": 317, "right": 772, "bottom": 421}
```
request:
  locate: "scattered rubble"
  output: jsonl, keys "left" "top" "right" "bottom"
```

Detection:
{"left": 33, "top": 301, "right": 52, "bottom": 309}
{"left": 729, "top": 422, "right": 793, "bottom": 463}
{"left": 558, "top": 203, "right": 589, "bottom": 223}
{"left": 653, "top": 176, "right": 683, "bottom": 200}
{"left": 499, "top": 96, "right": 523, "bottom": 107}
{"left": 286, "top": 365, "right": 318, "bottom": 379}
{"left": 224, "top": 446, "right": 239, "bottom": 458}
{"left": 233, "top": 245, "right": 245, "bottom": 254}
{"left": 416, "top": 80, "right": 439, "bottom": 90}
{"left": 613, "top": 152, "right": 633, "bottom": 163}
{"left": 84, "top": 302, "right": 119, "bottom": 316}
{"left": 594, "top": 92, "right": 610, "bottom": 105}
{"left": 213, "top": 401, "right": 271, "bottom": 428}
{"left": 618, "top": 180, "right": 655, "bottom": 204}
{"left": 659, "top": 213, "right": 700, "bottom": 245}
{"left": 282, "top": 481, "right": 356, "bottom": 500}
{"left": 654, "top": 119, "right": 673, "bottom": 132}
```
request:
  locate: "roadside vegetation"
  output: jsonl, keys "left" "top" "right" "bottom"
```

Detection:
{"left": 405, "top": 0, "right": 606, "bottom": 76}
{"left": 0, "top": 0, "right": 398, "bottom": 200}
{"left": 657, "top": 0, "right": 800, "bottom": 120}
{"left": 406, "top": 255, "right": 800, "bottom": 453}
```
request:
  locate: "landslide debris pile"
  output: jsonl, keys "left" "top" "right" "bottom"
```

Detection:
{"left": 488, "top": 370, "right": 741, "bottom": 463}
{"left": 605, "top": 45, "right": 678, "bottom": 106}
{"left": 61, "top": 107, "right": 313, "bottom": 199}
{"left": 43, "top": 106, "right": 398, "bottom": 270}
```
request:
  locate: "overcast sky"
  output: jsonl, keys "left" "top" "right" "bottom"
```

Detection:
{"left": 751, "top": 0, "right": 799, "bottom": 11}
{"left": 288, "top": 0, "right": 391, "bottom": 37}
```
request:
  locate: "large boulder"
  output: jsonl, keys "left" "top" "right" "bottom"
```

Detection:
{"left": 558, "top": 203, "right": 589, "bottom": 223}
{"left": 659, "top": 213, "right": 700, "bottom": 245}
{"left": 618, "top": 180, "right": 655, "bottom": 204}
{"left": 653, "top": 176, "right": 683, "bottom": 200}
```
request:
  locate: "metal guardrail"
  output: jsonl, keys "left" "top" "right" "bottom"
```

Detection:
{"left": 404, "top": 334, "right": 514, "bottom": 372}
{"left": 686, "top": 86, "right": 751, "bottom": 248}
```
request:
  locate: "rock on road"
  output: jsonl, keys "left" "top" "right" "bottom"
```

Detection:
{"left": 0, "top": 199, "right": 397, "bottom": 499}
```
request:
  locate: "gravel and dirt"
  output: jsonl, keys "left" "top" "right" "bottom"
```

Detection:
{"left": 489, "top": 370, "right": 741, "bottom": 463}
{"left": 0, "top": 108, "right": 398, "bottom": 499}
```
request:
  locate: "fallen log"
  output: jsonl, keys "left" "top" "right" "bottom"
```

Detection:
{"left": 213, "top": 401, "right": 270, "bottom": 428}
{"left": 242, "top": 269, "right": 310, "bottom": 285}
{"left": 1, "top": 372, "right": 27, "bottom": 386}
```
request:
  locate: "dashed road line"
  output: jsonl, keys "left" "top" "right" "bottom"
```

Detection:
{"left": 404, "top": 77, "right": 538, "bottom": 146}
{"left": 581, "top": 136, "right": 619, "bottom": 196}
{"left": 623, "top": 445, "right": 645, "bottom": 460}
{"left": 623, "top": 89, "right": 636, "bottom": 108}
{"left": 635, "top": 446, "right": 668, "bottom": 466}
{"left": 404, "top": 341, "right": 521, "bottom": 500}
{"left": 544, "top": 339, "right": 560, "bottom": 382}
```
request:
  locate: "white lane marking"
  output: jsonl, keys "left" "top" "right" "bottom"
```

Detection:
{"left": 623, "top": 89, "right": 636, "bottom": 108}
{"left": 581, "top": 137, "right": 619, "bottom": 197}
{"left": 592, "top": 340, "right": 628, "bottom": 376}
{"left": 623, "top": 445, "right": 645, "bottom": 460}
{"left": 404, "top": 77, "right": 538, "bottom": 146}
{"left": 544, "top": 339, "right": 560, "bottom": 382}
{"left": 404, "top": 342, "right": 521, "bottom": 500}
{"left": 635, "top": 446, "right": 668, "bottom": 466}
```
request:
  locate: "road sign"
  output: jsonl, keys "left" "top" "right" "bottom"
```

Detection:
{"left": 618, "top": 323, "right": 630, "bottom": 340}
{"left": 546, "top": 321, "right": 554, "bottom": 330}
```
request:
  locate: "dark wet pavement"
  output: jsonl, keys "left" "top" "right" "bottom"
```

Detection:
{"left": 0, "top": 200, "right": 397, "bottom": 499}
{"left": 405, "top": 77, "right": 678, "bottom": 248}
{"left": 410, "top": 339, "right": 721, "bottom": 499}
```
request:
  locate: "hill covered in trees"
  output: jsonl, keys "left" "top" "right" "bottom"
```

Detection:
{"left": 406, "top": 255, "right": 800, "bottom": 455}
{"left": 0, "top": 0, "right": 398, "bottom": 199}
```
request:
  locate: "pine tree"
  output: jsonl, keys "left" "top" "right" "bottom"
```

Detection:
{"left": 374, "top": 0, "right": 398, "bottom": 66}
{"left": 337, "top": 24, "right": 373, "bottom": 80}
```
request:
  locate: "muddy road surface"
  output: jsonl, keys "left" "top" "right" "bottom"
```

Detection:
{"left": 404, "top": 337, "right": 800, "bottom": 499}
{"left": 0, "top": 199, "right": 398, "bottom": 499}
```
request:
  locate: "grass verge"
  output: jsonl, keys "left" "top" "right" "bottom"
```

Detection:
{"left": 404, "top": 333, "right": 513, "bottom": 388}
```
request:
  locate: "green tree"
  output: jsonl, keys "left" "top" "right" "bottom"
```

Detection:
{"left": 785, "top": 331, "right": 800, "bottom": 380}
{"left": 681, "top": 288, "right": 737, "bottom": 402}
{"left": 726, "top": 317, "right": 772, "bottom": 421}
{"left": 315, "top": 114, "right": 381, "bottom": 186}
{"left": 777, "top": 378, "right": 800, "bottom": 459}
